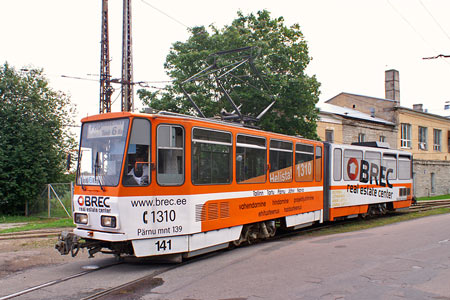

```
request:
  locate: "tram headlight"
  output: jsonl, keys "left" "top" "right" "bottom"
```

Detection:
{"left": 101, "top": 215, "right": 117, "bottom": 228}
{"left": 74, "top": 213, "right": 88, "bottom": 225}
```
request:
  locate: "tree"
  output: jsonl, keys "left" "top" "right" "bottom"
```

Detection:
{"left": 0, "top": 63, "right": 76, "bottom": 215}
{"left": 138, "top": 10, "right": 320, "bottom": 138}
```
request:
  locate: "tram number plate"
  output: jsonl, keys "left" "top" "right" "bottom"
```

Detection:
{"left": 132, "top": 235, "right": 188, "bottom": 257}
{"left": 155, "top": 240, "right": 171, "bottom": 251}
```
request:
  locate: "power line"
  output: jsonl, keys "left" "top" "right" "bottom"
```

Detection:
{"left": 386, "top": 0, "right": 438, "bottom": 53}
{"left": 418, "top": 0, "right": 450, "bottom": 45}
{"left": 140, "top": 0, "right": 190, "bottom": 29}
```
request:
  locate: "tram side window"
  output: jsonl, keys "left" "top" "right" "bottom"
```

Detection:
{"left": 315, "top": 146, "right": 322, "bottom": 182}
{"left": 192, "top": 128, "right": 232, "bottom": 184}
{"left": 236, "top": 135, "right": 266, "bottom": 184}
{"left": 123, "top": 118, "right": 150, "bottom": 186}
{"left": 157, "top": 125, "right": 184, "bottom": 185}
{"left": 365, "top": 151, "right": 381, "bottom": 182}
{"left": 344, "top": 149, "right": 363, "bottom": 181}
{"left": 295, "top": 143, "right": 314, "bottom": 182}
{"left": 398, "top": 155, "right": 412, "bottom": 180}
{"left": 382, "top": 153, "right": 397, "bottom": 180}
{"left": 333, "top": 148, "right": 342, "bottom": 181}
{"left": 269, "top": 140, "right": 293, "bottom": 183}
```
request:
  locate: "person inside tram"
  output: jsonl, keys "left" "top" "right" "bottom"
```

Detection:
{"left": 125, "top": 146, "right": 149, "bottom": 186}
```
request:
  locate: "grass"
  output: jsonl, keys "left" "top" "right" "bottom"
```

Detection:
{"left": 0, "top": 217, "right": 75, "bottom": 234}
{"left": 417, "top": 194, "right": 450, "bottom": 201}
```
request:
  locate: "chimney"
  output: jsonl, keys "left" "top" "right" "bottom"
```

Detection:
{"left": 413, "top": 104, "right": 423, "bottom": 112}
{"left": 385, "top": 69, "right": 400, "bottom": 102}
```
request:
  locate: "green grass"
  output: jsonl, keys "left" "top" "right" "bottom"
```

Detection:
{"left": 0, "top": 215, "right": 44, "bottom": 223}
{"left": 0, "top": 217, "right": 75, "bottom": 234}
{"left": 417, "top": 194, "right": 450, "bottom": 201}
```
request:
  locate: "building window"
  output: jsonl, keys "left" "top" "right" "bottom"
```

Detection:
{"left": 358, "top": 133, "right": 366, "bottom": 143}
{"left": 401, "top": 123, "right": 411, "bottom": 148}
{"left": 418, "top": 127, "right": 428, "bottom": 150}
{"left": 325, "top": 129, "right": 334, "bottom": 143}
{"left": 379, "top": 136, "right": 386, "bottom": 142}
{"left": 433, "top": 129, "right": 442, "bottom": 151}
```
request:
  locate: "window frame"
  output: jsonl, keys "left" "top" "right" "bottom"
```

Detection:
{"left": 433, "top": 128, "right": 442, "bottom": 151}
{"left": 191, "top": 127, "right": 233, "bottom": 185}
{"left": 418, "top": 126, "right": 428, "bottom": 150}
{"left": 325, "top": 129, "right": 334, "bottom": 143}
{"left": 122, "top": 117, "right": 151, "bottom": 187}
{"left": 156, "top": 123, "right": 185, "bottom": 186}
{"left": 269, "top": 139, "right": 293, "bottom": 183}
{"left": 315, "top": 145, "right": 323, "bottom": 182}
{"left": 343, "top": 149, "right": 363, "bottom": 181}
{"left": 398, "top": 154, "right": 412, "bottom": 180}
{"left": 358, "top": 133, "right": 366, "bottom": 143}
{"left": 401, "top": 123, "right": 412, "bottom": 148}
{"left": 235, "top": 134, "right": 267, "bottom": 184}
{"left": 294, "top": 142, "right": 315, "bottom": 182}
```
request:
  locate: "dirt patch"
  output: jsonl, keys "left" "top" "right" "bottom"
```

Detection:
{"left": 0, "top": 222, "right": 27, "bottom": 230}
{"left": 0, "top": 235, "right": 88, "bottom": 278}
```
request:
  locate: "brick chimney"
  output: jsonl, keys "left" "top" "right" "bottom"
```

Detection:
{"left": 413, "top": 104, "right": 423, "bottom": 112}
{"left": 385, "top": 69, "right": 400, "bottom": 103}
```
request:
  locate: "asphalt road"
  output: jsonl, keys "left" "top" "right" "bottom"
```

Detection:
{"left": 1, "top": 213, "right": 449, "bottom": 300}
{"left": 143, "top": 213, "right": 450, "bottom": 300}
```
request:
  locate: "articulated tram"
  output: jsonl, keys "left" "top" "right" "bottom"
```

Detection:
{"left": 56, "top": 111, "right": 413, "bottom": 259}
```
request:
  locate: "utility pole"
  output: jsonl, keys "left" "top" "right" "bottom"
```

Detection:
{"left": 121, "top": 0, "right": 134, "bottom": 112}
{"left": 99, "top": 0, "right": 112, "bottom": 113}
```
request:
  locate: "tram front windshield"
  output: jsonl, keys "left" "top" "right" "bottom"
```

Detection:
{"left": 77, "top": 119, "right": 129, "bottom": 187}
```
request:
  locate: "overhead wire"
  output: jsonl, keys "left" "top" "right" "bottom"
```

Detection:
{"left": 418, "top": 0, "right": 450, "bottom": 45}
{"left": 386, "top": 0, "right": 438, "bottom": 54}
{"left": 139, "top": 0, "right": 190, "bottom": 30}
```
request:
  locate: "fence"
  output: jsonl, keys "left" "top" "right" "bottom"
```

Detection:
{"left": 29, "top": 183, "right": 73, "bottom": 218}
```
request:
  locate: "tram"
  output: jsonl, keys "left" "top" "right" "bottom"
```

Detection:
{"left": 56, "top": 111, "right": 413, "bottom": 259}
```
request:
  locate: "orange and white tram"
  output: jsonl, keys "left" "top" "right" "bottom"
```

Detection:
{"left": 56, "top": 111, "right": 413, "bottom": 259}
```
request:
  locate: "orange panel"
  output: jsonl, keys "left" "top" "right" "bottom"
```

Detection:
{"left": 393, "top": 200, "right": 412, "bottom": 209}
{"left": 329, "top": 205, "right": 368, "bottom": 221}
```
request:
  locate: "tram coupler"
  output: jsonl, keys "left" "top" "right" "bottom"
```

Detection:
{"left": 55, "top": 231, "right": 81, "bottom": 257}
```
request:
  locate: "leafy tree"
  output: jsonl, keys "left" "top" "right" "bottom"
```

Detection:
{"left": 138, "top": 10, "right": 320, "bottom": 138}
{"left": 0, "top": 63, "right": 76, "bottom": 215}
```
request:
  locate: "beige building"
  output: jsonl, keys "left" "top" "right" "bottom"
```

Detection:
{"left": 319, "top": 69, "right": 450, "bottom": 197}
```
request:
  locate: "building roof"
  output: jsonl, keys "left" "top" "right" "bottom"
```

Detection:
{"left": 317, "top": 102, "right": 395, "bottom": 126}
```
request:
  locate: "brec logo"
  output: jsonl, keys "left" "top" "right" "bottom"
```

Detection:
{"left": 347, "top": 158, "right": 359, "bottom": 181}
{"left": 77, "top": 196, "right": 110, "bottom": 208}
{"left": 346, "top": 158, "right": 393, "bottom": 188}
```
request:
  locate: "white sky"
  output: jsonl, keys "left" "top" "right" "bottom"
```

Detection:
{"left": 2, "top": 0, "right": 450, "bottom": 125}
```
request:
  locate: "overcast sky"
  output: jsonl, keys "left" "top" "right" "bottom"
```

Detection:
{"left": 2, "top": 0, "right": 450, "bottom": 124}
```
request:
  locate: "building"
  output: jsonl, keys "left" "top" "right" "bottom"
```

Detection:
{"left": 319, "top": 69, "right": 450, "bottom": 197}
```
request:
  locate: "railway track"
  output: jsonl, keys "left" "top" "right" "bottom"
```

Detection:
{"left": 409, "top": 199, "right": 450, "bottom": 212}
{"left": 0, "top": 228, "right": 66, "bottom": 240}
{"left": 0, "top": 251, "right": 216, "bottom": 300}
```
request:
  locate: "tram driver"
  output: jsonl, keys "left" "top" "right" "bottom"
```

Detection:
{"left": 124, "top": 146, "right": 149, "bottom": 186}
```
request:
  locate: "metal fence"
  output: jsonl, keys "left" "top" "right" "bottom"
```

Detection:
{"left": 29, "top": 183, "right": 73, "bottom": 218}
